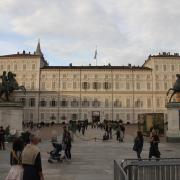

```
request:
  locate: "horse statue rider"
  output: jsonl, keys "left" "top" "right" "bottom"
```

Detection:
{"left": 167, "top": 74, "right": 180, "bottom": 103}
{"left": 0, "top": 71, "right": 26, "bottom": 101}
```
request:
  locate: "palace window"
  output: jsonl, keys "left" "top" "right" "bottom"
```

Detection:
{"left": 127, "top": 114, "right": 130, "bottom": 121}
{"left": 155, "top": 65, "right": 158, "bottom": 71}
{"left": 41, "top": 113, "right": 44, "bottom": 121}
{"left": 62, "top": 82, "right": 66, "bottom": 89}
{"left": 114, "top": 99, "right": 122, "bottom": 108}
{"left": 20, "top": 98, "right": 26, "bottom": 106}
{"left": 52, "top": 82, "right": 56, "bottom": 89}
{"left": 105, "top": 99, "right": 109, "bottom": 107}
{"left": 1, "top": 65, "right": 3, "bottom": 70}
{"left": 115, "top": 82, "right": 119, "bottom": 89}
{"left": 72, "top": 114, "right": 77, "bottom": 120}
{"left": 163, "top": 64, "right": 167, "bottom": 71}
{"left": 126, "top": 82, "right": 130, "bottom": 90}
{"left": 171, "top": 65, "right": 175, "bottom": 71}
{"left": 93, "top": 82, "right": 100, "bottom": 89}
{"left": 136, "top": 82, "right": 140, "bottom": 90}
{"left": 164, "top": 82, "right": 168, "bottom": 90}
{"left": 41, "top": 82, "right": 45, "bottom": 90}
{"left": 84, "top": 74, "right": 88, "bottom": 79}
{"left": 147, "top": 98, "right": 151, "bottom": 108}
{"left": 115, "top": 74, "right": 119, "bottom": 79}
{"left": 104, "top": 82, "right": 111, "bottom": 89}
{"left": 105, "top": 74, "right": 108, "bottom": 79}
{"left": 147, "top": 74, "right": 150, "bottom": 79}
{"left": 29, "top": 98, "right": 35, "bottom": 107}
{"left": 61, "top": 98, "right": 68, "bottom": 107}
{"left": 23, "top": 64, "right": 26, "bottom": 70}
{"left": 147, "top": 82, "right": 151, "bottom": 90}
{"left": 156, "top": 98, "right": 160, "bottom": 107}
{"left": 14, "top": 64, "right": 17, "bottom": 70}
{"left": 156, "top": 82, "right": 159, "bottom": 90}
{"left": 126, "top": 99, "right": 130, "bottom": 108}
{"left": 32, "top": 64, "right": 36, "bottom": 70}
{"left": 31, "top": 82, "right": 35, "bottom": 90}
{"left": 71, "top": 99, "right": 79, "bottom": 107}
{"left": 40, "top": 99, "right": 46, "bottom": 107}
{"left": 92, "top": 98, "right": 100, "bottom": 107}
{"left": 73, "top": 82, "right": 77, "bottom": 89}
{"left": 82, "top": 82, "right": 89, "bottom": 89}
{"left": 82, "top": 98, "right": 89, "bottom": 107}
{"left": 50, "top": 99, "right": 57, "bottom": 107}
{"left": 7, "top": 64, "right": 10, "bottom": 70}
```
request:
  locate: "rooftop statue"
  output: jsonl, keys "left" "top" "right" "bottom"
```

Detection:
{"left": 167, "top": 74, "right": 180, "bottom": 103}
{"left": 0, "top": 71, "right": 26, "bottom": 101}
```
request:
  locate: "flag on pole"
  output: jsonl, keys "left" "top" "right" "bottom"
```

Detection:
{"left": 94, "top": 49, "right": 97, "bottom": 59}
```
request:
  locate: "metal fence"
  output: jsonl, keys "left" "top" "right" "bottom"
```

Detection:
{"left": 114, "top": 160, "right": 127, "bottom": 180}
{"left": 114, "top": 158, "right": 180, "bottom": 180}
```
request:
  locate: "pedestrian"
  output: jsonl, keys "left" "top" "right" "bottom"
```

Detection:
{"left": 22, "top": 133, "right": 44, "bottom": 180}
{"left": 133, "top": 131, "right": 144, "bottom": 160}
{"left": 64, "top": 131, "right": 72, "bottom": 160}
{"left": 149, "top": 130, "right": 161, "bottom": 160}
{"left": 120, "top": 123, "right": 125, "bottom": 141}
{"left": 5, "top": 137, "right": 24, "bottom": 180}
{"left": 82, "top": 123, "right": 85, "bottom": 135}
{"left": 0, "top": 126, "right": 5, "bottom": 150}
{"left": 116, "top": 128, "right": 120, "bottom": 142}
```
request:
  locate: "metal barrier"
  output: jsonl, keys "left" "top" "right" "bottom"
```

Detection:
{"left": 114, "top": 158, "right": 180, "bottom": 180}
{"left": 114, "top": 160, "right": 127, "bottom": 180}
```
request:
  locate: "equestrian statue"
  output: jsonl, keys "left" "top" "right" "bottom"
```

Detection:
{"left": 167, "top": 74, "right": 180, "bottom": 103}
{"left": 0, "top": 71, "right": 26, "bottom": 101}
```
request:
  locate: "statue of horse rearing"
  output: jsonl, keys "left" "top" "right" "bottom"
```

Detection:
{"left": 167, "top": 74, "right": 180, "bottom": 103}
{"left": 0, "top": 71, "right": 26, "bottom": 101}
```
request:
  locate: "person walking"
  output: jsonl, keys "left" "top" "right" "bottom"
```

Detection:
{"left": 64, "top": 131, "right": 72, "bottom": 160}
{"left": 149, "top": 130, "right": 161, "bottom": 160}
{"left": 22, "top": 133, "right": 44, "bottom": 180}
{"left": 5, "top": 137, "right": 24, "bottom": 180}
{"left": 133, "top": 131, "right": 144, "bottom": 160}
{"left": 0, "top": 126, "right": 5, "bottom": 150}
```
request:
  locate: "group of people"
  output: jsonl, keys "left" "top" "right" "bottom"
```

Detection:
{"left": 133, "top": 129, "right": 161, "bottom": 160}
{"left": 6, "top": 133, "right": 44, "bottom": 180}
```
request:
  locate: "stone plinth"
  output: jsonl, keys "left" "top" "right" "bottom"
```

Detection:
{"left": 166, "top": 102, "right": 180, "bottom": 142}
{"left": 0, "top": 102, "right": 23, "bottom": 132}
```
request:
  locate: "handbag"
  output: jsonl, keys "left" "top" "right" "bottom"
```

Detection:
{"left": 5, "top": 165, "right": 23, "bottom": 180}
{"left": 5, "top": 150, "right": 23, "bottom": 180}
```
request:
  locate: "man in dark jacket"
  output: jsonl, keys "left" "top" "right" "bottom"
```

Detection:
{"left": 0, "top": 126, "right": 5, "bottom": 150}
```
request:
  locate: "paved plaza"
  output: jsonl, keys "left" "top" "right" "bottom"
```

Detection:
{"left": 1, "top": 125, "right": 180, "bottom": 180}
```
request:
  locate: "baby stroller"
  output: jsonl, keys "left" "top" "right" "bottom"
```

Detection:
{"left": 48, "top": 141, "right": 63, "bottom": 163}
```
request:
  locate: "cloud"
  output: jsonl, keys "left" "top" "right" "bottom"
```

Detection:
{"left": 0, "top": 0, "right": 180, "bottom": 66}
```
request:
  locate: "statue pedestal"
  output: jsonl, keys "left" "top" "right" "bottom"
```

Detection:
{"left": 0, "top": 102, "right": 23, "bottom": 133}
{"left": 166, "top": 102, "right": 180, "bottom": 142}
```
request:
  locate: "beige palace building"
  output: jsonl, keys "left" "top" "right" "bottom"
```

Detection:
{"left": 0, "top": 43, "right": 179, "bottom": 124}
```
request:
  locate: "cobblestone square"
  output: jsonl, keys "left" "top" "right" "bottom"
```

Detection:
{"left": 1, "top": 126, "right": 180, "bottom": 180}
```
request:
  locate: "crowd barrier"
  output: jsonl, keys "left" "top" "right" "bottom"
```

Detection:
{"left": 114, "top": 158, "right": 180, "bottom": 180}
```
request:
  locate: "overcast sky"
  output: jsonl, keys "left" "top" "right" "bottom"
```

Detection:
{"left": 0, "top": 0, "right": 180, "bottom": 66}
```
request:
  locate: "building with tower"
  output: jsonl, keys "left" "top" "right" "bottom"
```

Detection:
{"left": 0, "top": 42, "right": 179, "bottom": 123}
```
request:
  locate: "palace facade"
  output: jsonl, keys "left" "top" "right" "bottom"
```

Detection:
{"left": 0, "top": 42, "right": 179, "bottom": 123}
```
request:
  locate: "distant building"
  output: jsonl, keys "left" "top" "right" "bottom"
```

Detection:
{"left": 0, "top": 43, "right": 179, "bottom": 123}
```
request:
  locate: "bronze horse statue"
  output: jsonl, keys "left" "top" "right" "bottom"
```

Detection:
{"left": 0, "top": 71, "right": 26, "bottom": 101}
{"left": 167, "top": 74, "right": 180, "bottom": 103}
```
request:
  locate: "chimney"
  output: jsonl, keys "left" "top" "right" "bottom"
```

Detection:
{"left": 23, "top": 50, "right": 25, "bottom": 54}
{"left": 128, "top": 63, "right": 131, "bottom": 68}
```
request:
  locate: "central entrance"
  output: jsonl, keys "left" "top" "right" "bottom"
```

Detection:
{"left": 92, "top": 111, "right": 100, "bottom": 123}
